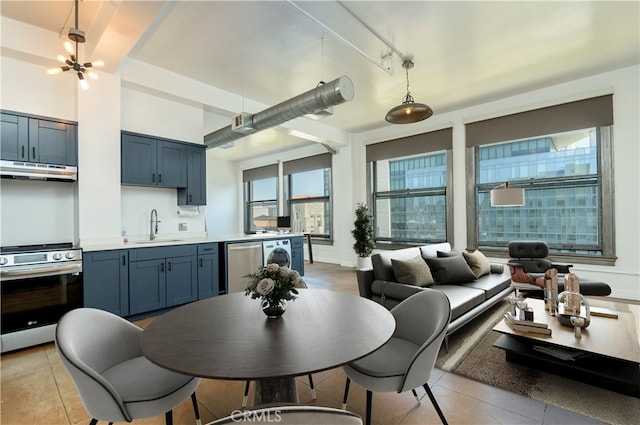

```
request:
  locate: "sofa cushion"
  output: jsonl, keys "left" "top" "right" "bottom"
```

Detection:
{"left": 434, "top": 285, "right": 485, "bottom": 320}
{"left": 461, "top": 272, "right": 511, "bottom": 299}
{"left": 437, "top": 250, "right": 459, "bottom": 258}
{"left": 420, "top": 243, "right": 452, "bottom": 259}
{"left": 462, "top": 249, "right": 491, "bottom": 278}
{"left": 371, "top": 247, "right": 422, "bottom": 281}
{"left": 391, "top": 256, "right": 434, "bottom": 287}
{"left": 425, "top": 255, "right": 477, "bottom": 284}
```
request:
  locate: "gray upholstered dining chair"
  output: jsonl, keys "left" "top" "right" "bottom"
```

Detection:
{"left": 242, "top": 279, "right": 316, "bottom": 408}
{"left": 55, "top": 308, "right": 202, "bottom": 425}
{"left": 207, "top": 405, "right": 363, "bottom": 424}
{"left": 342, "top": 289, "right": 451, "bottom": 425}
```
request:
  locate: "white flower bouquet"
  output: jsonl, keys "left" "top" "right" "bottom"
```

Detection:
{"left": 245, "top": 263, "right": 303, "bottom": 316}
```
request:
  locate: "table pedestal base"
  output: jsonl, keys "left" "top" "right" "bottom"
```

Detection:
{"left": 254, "top": 378, "right": 299, "bottom": 405}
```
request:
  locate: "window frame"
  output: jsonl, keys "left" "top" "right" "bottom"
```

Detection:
{"left": 283, "top": 153, "right": 333, "bottom": 242}
{"left": 366, "top": 128, "right": 454, "bottom": 248}
{"left": 465, "top": 126, "right": 615, "bottom": 265}
{"left": 243, "top": 165, "right": 279, "bottom": 234}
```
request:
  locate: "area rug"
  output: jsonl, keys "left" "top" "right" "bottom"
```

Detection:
{"left": 435, "top": 301, "right": 640, "bottom": 425}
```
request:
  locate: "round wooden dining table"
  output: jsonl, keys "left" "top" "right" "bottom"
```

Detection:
{"left": 139, "top": 289, "right": 395, "bottom": 405}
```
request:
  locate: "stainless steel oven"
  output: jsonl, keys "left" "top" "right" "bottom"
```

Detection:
{"left": 0, "top": 243, "right": 82, "bottom": 353}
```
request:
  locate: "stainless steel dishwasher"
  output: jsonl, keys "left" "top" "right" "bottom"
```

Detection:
{"left": 225, "top": 241, "right": 263, "bottom": 293}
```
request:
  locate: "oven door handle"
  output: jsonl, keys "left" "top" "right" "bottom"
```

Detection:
{"left": 0, "top": 262, "right": 82, "bottom": 281}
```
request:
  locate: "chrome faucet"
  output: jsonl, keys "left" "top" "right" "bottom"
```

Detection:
{"left": 150, "top": 209, "right": 160, "bottom": 240}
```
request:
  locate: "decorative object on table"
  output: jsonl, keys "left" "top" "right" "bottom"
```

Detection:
{"left": 564, "top": 272, "right": 581, "bottom": 314}
{"left": 245, "top": 263, "right": 302, "bottom": 318}
{"left": 507, "top": 295, "right": 518, "bottom": 316}
{"left": 570, "top": 316, "right": 586, "bottom": 338}
{"left": 516, "top": 300, "right": 529, "bottom": 321}
{"left": 557, "top": 284, "right": 591, "bottom": 333}
{"left": 544, "top": 268, "right": 559, "bottom": 315}
{"left": 352, "top": 203, "right": 375, "bottom": 270}
{"left": 503, "top": 313, "right": 552, "bottom": 336}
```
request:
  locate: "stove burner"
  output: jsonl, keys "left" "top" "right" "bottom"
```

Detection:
{"left": 0, "top": 242, "right": 74, "bottom": 254}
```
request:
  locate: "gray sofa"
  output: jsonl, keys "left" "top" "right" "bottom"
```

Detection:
{"left": 356, "top": 243, "right": 513, "bottom": 343}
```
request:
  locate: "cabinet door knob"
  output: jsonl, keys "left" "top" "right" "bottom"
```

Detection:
{"left": 21, "top": 146, "right": 25, "bottom": 158}
{"left": 159, "top": 174, "right": 162, "bottom": 183}
{"left": 168, "top": 261, "right": 172, "bottom": 272}
{"left": 152, "top": 173, "right": 156, "bottom": 183}
{"left": 122, "top": 255, "right": 126, "bottom": 266}
{"left": 160, "top": 262, "right": 164, "bottom": 272}
{"left": 199, "top": 258, "right": 203, "bottom": 267}
{"left": 32, "top": 147, "right": 36, "bottom": 159}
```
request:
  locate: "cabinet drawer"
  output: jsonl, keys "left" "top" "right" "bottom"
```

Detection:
{"left": 128, "top": 244, "right": 197, "bottom": 262}
{"left": 198, "top": 243, "right": 219, "bottom": 255}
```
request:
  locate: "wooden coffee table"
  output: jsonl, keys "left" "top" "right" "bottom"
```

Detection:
{"left": 493, "top": 297, "right": 640, "bottom": 397}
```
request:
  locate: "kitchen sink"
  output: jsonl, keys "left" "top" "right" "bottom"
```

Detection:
{"left": 133, "top": 239, "right": 184, "bottom": 244}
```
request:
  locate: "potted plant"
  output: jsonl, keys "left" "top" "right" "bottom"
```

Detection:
{"left": 352, "top": 203, "right": 375, "bottom": 270}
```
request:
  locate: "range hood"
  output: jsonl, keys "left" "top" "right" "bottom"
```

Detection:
{"left": 0, "top": 160, "right": 77, "bottom": 181}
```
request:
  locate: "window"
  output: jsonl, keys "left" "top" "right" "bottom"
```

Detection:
{"left": 367, "top": 128, "right": 453, "bottom": 246}
{"left": 243, "top": 165, "right": 278, "bottom": 233}
{"left": 466, "top": 95, "right": 615, "bottom": 264}
{"left": 284, "top": 153, "right": 332, "bottom": 240}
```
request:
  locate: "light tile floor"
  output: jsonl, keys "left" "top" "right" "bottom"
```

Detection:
{"left": 1, "top": 262, "right": 605, "bottom": 425}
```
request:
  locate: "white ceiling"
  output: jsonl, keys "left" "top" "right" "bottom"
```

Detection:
{"left": 2, "top": 1, "right": 639, "bottom": 160}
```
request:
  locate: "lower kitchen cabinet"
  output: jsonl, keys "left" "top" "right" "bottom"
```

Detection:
{"left": 197, "top": 243, "right": 220, "bottom": 299}
{"left": 290, "top": 236, "right": 305, "bottom": 276}
{"left": 129, "top": 245, "right": 198, "bottom": 315}
{"left": 83, "top": 250, "right": 129, "bottom": 316}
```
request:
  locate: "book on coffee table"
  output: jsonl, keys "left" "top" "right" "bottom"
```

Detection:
{"left": 503, "top": 314, "right": 552, "bottom": 335}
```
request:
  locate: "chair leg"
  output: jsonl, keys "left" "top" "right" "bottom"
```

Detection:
{"left": 191, "top": 392, "right": 202, "bottom": 425}
{"left": 423, "top": 384, "right": 448, "bottom": 425}
{"left": 89, "top": 420, "right": 98, "bottom": 425}
{"left": 365, "top": 390, "right": 372, "bottom": 425}
{"left": 342, "top": 377, "right": 351, "bottom": 410}
{"left": 242, "top": 381, "right": 250, "bottom": 408}
{"left": 165, "top": 410, "right": 173, "bottom": 425}
{"left": 411, "top": 388, "right": 420, "bottom": 404}
{"left": 308, "top": 374, "right": 316, "bottom": 400}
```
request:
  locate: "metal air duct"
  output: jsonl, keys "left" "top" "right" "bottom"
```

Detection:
{"left": 204, "top": 76, "right": 354, "bottom": 149}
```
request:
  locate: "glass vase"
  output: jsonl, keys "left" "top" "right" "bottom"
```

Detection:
{"left": 261, "top": 299, "right": 286, "bottom": 319}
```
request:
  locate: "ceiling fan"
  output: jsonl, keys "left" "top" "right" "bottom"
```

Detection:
{"left": 47, "top": 0, "right": 103, "bottom": 90}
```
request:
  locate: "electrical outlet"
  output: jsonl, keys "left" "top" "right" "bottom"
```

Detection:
{"left": 179, "top": 222, "right": 188, "bottom": 231}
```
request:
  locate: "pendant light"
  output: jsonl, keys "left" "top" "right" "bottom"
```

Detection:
{"left": 385, "top": 59, "right": 433, "bottom": 124}
{"left": 46, "top": 0, "right": 103, "bottom": 90}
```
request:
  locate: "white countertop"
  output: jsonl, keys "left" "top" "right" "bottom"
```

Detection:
{"left": 81, "top": 233, "right": 303, "bottom": 252}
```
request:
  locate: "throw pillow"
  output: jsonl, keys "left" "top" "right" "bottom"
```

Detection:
{"left": 391, "top": 256, "right": 434, "bottom": 287}
{"left": 425, "top": 255, "right": 477, "bottom": 284}
{"left": 437, "top": 250, "right": 459, "bottom": 258}
{"left": 462, "top": 249, "right": 491, "bottom": 278}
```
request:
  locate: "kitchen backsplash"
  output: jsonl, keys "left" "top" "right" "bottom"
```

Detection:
{"left": 121, "top": 186, "right": 206, "bottom": 241}
{"left": 0, "top": 179, "right": 76, "bottom": 247}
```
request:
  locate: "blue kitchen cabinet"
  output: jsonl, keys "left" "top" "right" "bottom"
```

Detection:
{"left": 1, "top": 113, "right": 28, "bottom": 161}
{"left": 83, "top": 250, "right": 129, "bottom": 316}
{"left": 178, "top": 144, "right": 207, "bottom": 206}
{"left": 128, "top": 245, "right": 198, "bottom": 315}
{"left": 158, "top": 140, "right": 187, "bottom": 187}
{"left": 129, "top": 258, "right": 166, "bottom": 315}
{"left": 290, "top": 236, "right": 305, "bottom": 276}
{"left": 1, "top": 111, "right": 77, "bottom": 165}
{"left": 197, "top": 243, "right": 219, "bottom": 299}
{"left": 165, "top": 255, "right": 198, "bottom": 306}
{"left": 121, "top": 131, "right": 187, "bottom": 188}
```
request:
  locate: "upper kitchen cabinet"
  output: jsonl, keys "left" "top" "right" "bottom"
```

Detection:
{"left": 178, "top": 144, "right": 207, "bottom": 206}
{"left": 121, "top": 131, "right": 186, "bottom": 188}
{"left": 1, "top": 111, "right": 77, "bottom": 166}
